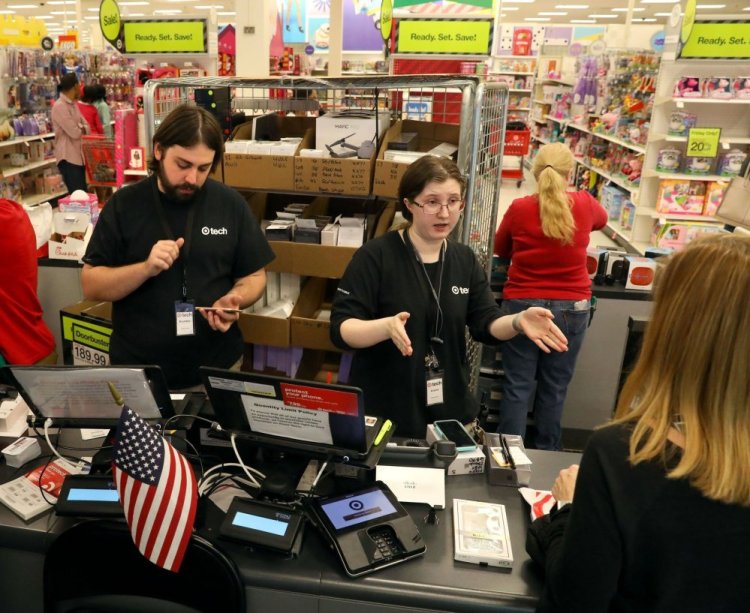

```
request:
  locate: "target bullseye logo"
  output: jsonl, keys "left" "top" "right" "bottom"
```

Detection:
{"left": 349, "top": 500, "right": 364, "bottom": 511}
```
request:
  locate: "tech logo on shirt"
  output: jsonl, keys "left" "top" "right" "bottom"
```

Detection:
{"left": 201, "top": 226, "right": 228, "bottom": 236}
{"left": 452, "top": 286, "right": 469, "bottom": 295}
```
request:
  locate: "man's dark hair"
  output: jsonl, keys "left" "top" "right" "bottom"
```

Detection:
{"left": 148, "top": 104, "right": 223, "bottom": 174}
{"left": 397, "top": 155, "right": 466, "bottom": 222}
{"left": 58, "top": 73, "right": 79, "bottom": 94}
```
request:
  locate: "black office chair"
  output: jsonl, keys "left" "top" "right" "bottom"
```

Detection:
{"left": 43, "top": 519, "right": 245, "bottom": 613}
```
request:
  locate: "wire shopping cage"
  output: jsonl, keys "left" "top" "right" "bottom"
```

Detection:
{"left": 82, "top": 135, "right": 117, "bottom": 187}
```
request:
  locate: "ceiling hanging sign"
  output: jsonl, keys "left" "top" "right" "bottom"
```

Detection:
{"left": 99, "top": 0, "right": 123, "bottom": 50}
{"left": 679, "top": 20, "right": 750, "bottom": 59}
{"left": 650, "top": 30, "right": 665, "bottom": 53}
{"left": 41, "top": 36, "right": 54, "bottom": 51}
{"left": 381, "top": 0, "right": 393, "bottom": 42}
{"left": 122, "top": 18, "right": 208, "bottom": 54}
{"left": 395, "top": 18, "right": 493, "bottom": 55}
{"left": 680, "top": 0, "right": 697, "bottom": 45}
{"left": 589, "top": 39, "right": 606, "bottom": 55}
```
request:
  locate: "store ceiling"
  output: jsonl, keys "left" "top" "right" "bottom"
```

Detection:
{"left": 5, "top": 1, "right": 749, "bottom": 45}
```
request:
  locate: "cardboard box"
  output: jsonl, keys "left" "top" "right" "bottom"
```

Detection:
{"left": 295, "top": 349, "right": 352, "bottom": 385}
{"left": 315, "top": 110, "right": 391, "bottom": 157}
{"left": 237, "top": 310, "right": 290, "bottom": 348}
{"left": 373, "top": 121, "right": 461, "bottom": 199}
{"left": 60, "top": 301, "right": 113, "bottom": 365}
{"left": 291, "top": 278, "right": 338, "bottom": 351}
{"left": 48, "top": 211, "right": 93, "bottom": 261}
{"left": 223, "top": 117, "right": 314, "bottom": 191}
{"left": 294, "top": 155, "right": 374, "bottom": 196}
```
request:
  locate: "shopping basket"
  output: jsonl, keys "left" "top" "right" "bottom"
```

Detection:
{"left": 501, "top": 129, "right": 531, "bottom": 187}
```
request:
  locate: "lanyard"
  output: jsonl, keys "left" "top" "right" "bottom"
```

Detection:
{"left": 150, "top": 176, "right": 200, "bottom": 300}
{"left": 403, "top": 229, "right": 445, "bottom": 346}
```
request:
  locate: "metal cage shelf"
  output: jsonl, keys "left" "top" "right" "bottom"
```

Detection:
{"left": 143, "top": 75, "right": 510, "bottom": 391}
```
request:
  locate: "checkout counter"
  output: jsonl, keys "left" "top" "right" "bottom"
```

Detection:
{"left": 0, "top": 428, "right": 580, "bottom": 613}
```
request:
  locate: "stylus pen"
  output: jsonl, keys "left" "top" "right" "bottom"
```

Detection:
{"left": 374, "top": 419, "right": 393, "bottom": 446}
{"left": 501, "top": 435, "right": 516, "bottom": 470}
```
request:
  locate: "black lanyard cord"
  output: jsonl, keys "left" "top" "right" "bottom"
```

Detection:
{"left": 404, "top": 229, "right": 445, "bottom": 345}
{"left": 150, "top": 176, "right": 200, "bottom": 300}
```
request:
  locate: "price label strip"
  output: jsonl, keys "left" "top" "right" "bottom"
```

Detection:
{"left": 72, "top": 342, "right": 110, "bottom": 366}
{"left": 686, "top": 127, "right": 721, "bottom": 158}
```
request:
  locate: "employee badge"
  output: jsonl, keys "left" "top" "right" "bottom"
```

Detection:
{"left": 425, "top": 351, "right": 444, "bottom": 406}
{"left": 175, "top": 300, "right": 196, "bottom": 336}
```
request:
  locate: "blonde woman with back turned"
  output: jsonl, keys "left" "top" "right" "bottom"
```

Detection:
{"left": 494, "top": 143, "right": 607, "bottom": 450}
{"left": 527, "top": 234, "right": 750, "bottom": 612}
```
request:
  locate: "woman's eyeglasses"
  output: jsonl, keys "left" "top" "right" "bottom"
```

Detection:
{"left": 410, "top": 198, "right": 465, "bottom": 215}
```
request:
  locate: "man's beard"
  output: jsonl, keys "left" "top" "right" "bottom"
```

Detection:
{"left": 157, "top": 165, "right": 201, "bottom": 202}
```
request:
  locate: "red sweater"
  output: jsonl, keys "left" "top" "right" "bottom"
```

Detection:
{"left": 0, "top": 199, "right": 56, "bottom": 364}
{"left": 494, "top": 191, "right": 607, "bottom": 300}
{"left": 77, "top": 101, "right": 103, "bottom": 135}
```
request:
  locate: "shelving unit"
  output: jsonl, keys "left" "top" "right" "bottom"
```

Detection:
{"left": 635, "top": 56, "right": 750, "bottom": 252}
{"left": 144, "top": 75, "right": 509, "bottom": 391}
{"left": 488, "top": 55, "right": 537, "bottom": 126}
{"left": 0, "top": 133, "right": 64, "bottom": 207}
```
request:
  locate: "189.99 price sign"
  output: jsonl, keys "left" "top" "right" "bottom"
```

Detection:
{"left": 72, "top": 342, "right": 109, "bottom": 366}
{"left": 686, "top": 127, "right": 721, "bottom": 158}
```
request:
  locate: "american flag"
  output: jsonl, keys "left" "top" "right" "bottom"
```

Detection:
{"left": 112, "top": 406, "right": 197, "bottom": 572}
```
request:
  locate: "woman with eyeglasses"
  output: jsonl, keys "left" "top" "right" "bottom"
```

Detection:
{"left": 330, "top": 155, "right": 568, "bottom": 439}
{"left": 494, "top": 143, "right": 607, "bottom": 450}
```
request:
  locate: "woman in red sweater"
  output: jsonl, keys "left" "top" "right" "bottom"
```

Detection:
{"left": 494, "top": 143, "right": 607, "bottom": 450}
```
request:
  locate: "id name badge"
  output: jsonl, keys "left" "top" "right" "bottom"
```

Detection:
{"left": 426, "top": 371, "right": 444, "bottom": 406}
{"left": 175, "top": 300, "right": 196, "bottom": 336}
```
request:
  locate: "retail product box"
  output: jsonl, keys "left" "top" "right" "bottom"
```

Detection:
{"left": 223, "top": 116, "right": 314, "bottom": 191}
{"left": 60, "top": 301, "right": 113, "bottom": 365}
{"left": 585, "top": 248, "right": 608, "bottom": 280}
{"left": 373, "top": 121, "right": 461, "bottom": 199}
{"left": 315, "top": 110, "right": 391, "bottom": 157}
{"left": 291, "top": 277, "right": 337, "bottom": 351}
{"left": 48, "top": 211, "right": 93, "bottom": 261}
{"left": 623, "top": 256, "right": 657, "bottom": 291}
{"left": 656, "top": 180, "right": 705, "bottom": 215}
{"left": 484, "top": 433, "right": 531, "bottom": 487}
{"left": 651, "top": 219, "right": 724, "bottom": 250}
{"left": 426, "top": 424, "right": 486, "bottom": 476}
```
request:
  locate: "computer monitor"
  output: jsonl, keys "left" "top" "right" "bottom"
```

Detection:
{"left": 0, "top": 365, "right": 175, "bottom": 429}
{"left": 200, "top": 367, "right": 389, "bottom": 463}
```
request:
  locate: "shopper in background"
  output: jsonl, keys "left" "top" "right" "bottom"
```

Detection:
{"left": 51, "top": 72, "right": 89, "bottom": 194}
{"left": 0, "top": 199, "right": 57, "bottom": 365}
{"left": 527, "top": 234, "right": 750, "bottom": 611}
{"left": 81, "top": 105, "right": 274, "bottom": 389}
{"left": 494, "top": 142, "right": 607, "bottom": 450}
{"left": 91, "top": 85, "right": 113, "bottom": 139}
{"left": 331, "top": 155, "right": 568, "bottom": 439}
{"left": 77, "top": 85, "right": 104, "bottom": 136}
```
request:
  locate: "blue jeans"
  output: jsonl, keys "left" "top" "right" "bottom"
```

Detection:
{"left": 58, "top": 160, "right": 87, "bottom": 194}
{"left": 496, "top": 298, "right": 590, "bottom": 450}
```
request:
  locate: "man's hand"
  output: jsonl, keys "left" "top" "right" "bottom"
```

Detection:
{"left": 552, "top": 464, "right": 579, "bottom": 505}
{"left": 198, "top": 291, "right": 243, "bottom": 332}
{"left": 387, "top": 312, "right": 413, "bottom": 357}
{"left": 144, "top": 237, "right": 185, "bottom": 277}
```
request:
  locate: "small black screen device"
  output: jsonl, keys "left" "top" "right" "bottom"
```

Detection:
{"left": 219, "top": 498, "right": 304, "bottom": 554}
{"left": 308, "top": 481, "right": 425, "bottom": 577}
{"left": 433, "top": 419, "right": 476, "bottom": 452}
{"left": 56, "top": 475, "right": 123, "bottom": 517}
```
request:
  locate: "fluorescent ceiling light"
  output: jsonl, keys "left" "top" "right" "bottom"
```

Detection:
{"left": 0, "top": 9, "right": 16, "bottom": 13}
{"left": 696, "top": 3, "right": 725, "bottom": 6}
{"left": 87, "top": 8, "right": 99, "bottom": 11}
{"left": 500, "top": 13, "right": 507, "bottom": 17}
{"left": 216, "top": 11, "right": 235, "bottom": 15}
{"left": 195, "top": 4, "right": 223, "bottom": 8}
{"left": 540, "top": 11, "right": 568, "bottom": 15}
{"left": 525, "top": 17, "right": 551, "bottom": 20}
{"left": 37, "top": 15, "right": 55, "bottom": 19}
{"left": 7, "top": 4, "right": 39, "bottom": 8}
{"left": 84, "top": 15, "right": 99, "bottom": 20}
{"left": 127, "top": 12, "right": 146, "bottom": 16}
{"left": 555, "top": 4, "right": 589, "bottom": 7}
{"left": 154, "top": 9, "right": 183, "bottom": 13}
{"left": 640, "top": 0, "right": 678, "bottom": 4}
{"left": 118, "top": 1, "right": 148, "bottom": 5}
{"left": 50, "top": 11, "right": 74, "bottom": 15}
{"left": 612, "top": 6, "right": 645, "bottom": 10}
{"left": 500, "top": 6, "right": 519, "bottom": 10}
{"left": 634, "top": 17, "right": 658, "bottom": 20}
{"left": 589, "top": 13, "right": 618, "bottom": 17}
{"left": 571, "top": 18, "right": 596, "bottom": 22}
{"left": 47, "top": 1, "right": 75, "bottom": 4}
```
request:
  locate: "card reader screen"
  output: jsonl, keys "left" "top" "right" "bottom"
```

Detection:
{"left": 320, "top": 488, "right": 398, "bottom": 530}
{"left": 232, "top": 511, "right": 289, "bottom": 536}
{"left": 67, "top": 488, "right": 120, "bottom": 502}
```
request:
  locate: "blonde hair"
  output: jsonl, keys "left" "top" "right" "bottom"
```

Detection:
{"left": 613, "top": 234, "right": 750, "bottom": 506}
{"left": 532, "top": 143, "right": 576, "bottom": 244}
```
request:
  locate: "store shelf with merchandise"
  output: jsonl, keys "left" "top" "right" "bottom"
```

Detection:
{"left": 634, "top": 57, "right": 750, "bottom": 253}
{"left": 142, "top": 75, "right": 507, "bottom": 389}
{"left": 488, "top": 55, "right": 537, "bottom": 124}
{"left": 0, "top": 132, "right": 63, "bottom": 208}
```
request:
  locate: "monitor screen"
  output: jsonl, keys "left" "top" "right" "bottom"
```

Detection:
{"left": 319, "top": 486, "right": 399, "bottom": 531}
{"left": 200, "top": 367, "right": 372, "bottom": 458}
{"left": 0, "top": 365, "right": 174, "bottom": 428}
